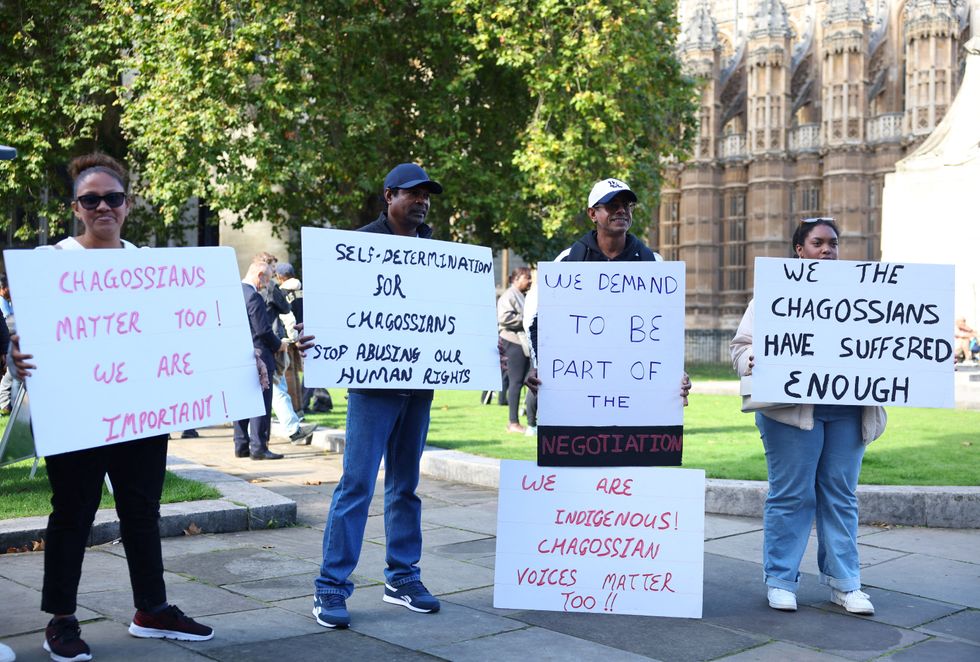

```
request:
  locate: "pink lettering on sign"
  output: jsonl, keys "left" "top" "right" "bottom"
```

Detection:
{"left": 601, "top": 571, "right": 675, "bottom": 593}
{"left": 595, "top": 477, "right": 633, "bottom": 496}
{"left": 157, "top": 352, "right": 194, "bottom": 378}
{"left": 102, "top": 394, "right": 214, "bottom": 442}
{"left": 56, "top": 312, "right": 142, "bottom": 341}
{"left": 536, "top": 536, "right": 660, "bottom": 560}
{"left": 58, "top": 265, "right": 207, "bottom": 294}
{"left": 515, "top": 567, "right": 577, "bottom": 587}
{"left": 521, "top": 473, "right": 556, "bottom": 491}
{"left": 93, "top": 361, "right": 127, "bottom": 384}
{"left": 552, "top": 508, "right": 678, "bottom": 530}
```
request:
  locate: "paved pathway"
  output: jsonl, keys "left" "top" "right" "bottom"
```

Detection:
{"left": 1, "top": 427, "right": 978, "bottom": 661}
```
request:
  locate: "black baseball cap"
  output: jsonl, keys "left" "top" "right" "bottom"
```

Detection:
{"left": 383, "top": 163, "right": 443, "bottom": 194}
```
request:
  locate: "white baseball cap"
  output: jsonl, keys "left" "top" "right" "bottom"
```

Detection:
{"left": 588, "top": 178, "right": 638, "bottom": 207}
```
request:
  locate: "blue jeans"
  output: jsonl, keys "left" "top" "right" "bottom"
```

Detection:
{"left": 315, "top": 390, "right": 432, "bottom": 597}
{"left": 756, "top": 405, "right": 865, "bottom": 593}
{"left": 271, "top": 373, "right": 301, "bottom": 436}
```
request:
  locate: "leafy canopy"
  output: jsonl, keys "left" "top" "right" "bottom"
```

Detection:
{"left": 1, "top": 1, "right": 695, "bottom": 260}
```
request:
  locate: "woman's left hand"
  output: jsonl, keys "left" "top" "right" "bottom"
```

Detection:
{"left": 294, "top": 322, "right": 316, "bottom": 354}
{"left": 10, "top": 334, "right": 36, "bottom": 378}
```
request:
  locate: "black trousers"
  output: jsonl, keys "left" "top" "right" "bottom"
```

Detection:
{"left": 502, "top": 339, "right": 536, "bottom": 426}
{"left": 42, "top": 435, "right": 169, "bottom": 614}
{"left": 234, "top": 384, "right": 273, "bottom": 454}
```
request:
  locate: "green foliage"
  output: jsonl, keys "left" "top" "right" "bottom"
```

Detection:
{"left": 1, "top": 1, "right": 696, "bottom": 260}
{"left": 0, "top": 0, "right": 124, "bottom": 241}
{"left": 422, "top": 391, "right": 980, "bottom": 485}
{"left": 0, "top": 459, "right": 221, "bottom": 520}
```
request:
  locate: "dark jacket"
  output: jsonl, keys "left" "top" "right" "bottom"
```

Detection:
{"left": 242, "top": 283, "right": 281, "bottom": 382}
{"left": 351, "top": 212, "right": 434, "bottom": 397}
{"left": 560, "top": 230, "right": 662, "bottom": 262}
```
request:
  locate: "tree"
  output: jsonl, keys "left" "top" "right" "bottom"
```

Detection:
{"left": 2, "top": 1, "right": 695, "bottom": 261}
{"left": 0, "top": 0, "right": 124, "bottom": 242}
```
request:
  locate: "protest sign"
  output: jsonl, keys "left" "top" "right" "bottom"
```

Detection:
{"left": 494, "top": 460, "right": 705, "bottom": 618}
{"left": 2, "top": 246, "right": 265, "bottom": 456}
{"left": 752, "top": 258, "right": 955, "bottom": 408}
{"left": 536, "top": 261, "right": 686, "bottom": 466}
{"left": 300, "top": 227, "right": 501, "bottom": 391}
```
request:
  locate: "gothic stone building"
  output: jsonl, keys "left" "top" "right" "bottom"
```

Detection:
{"left": 657, "top": 0, "right": 977, "bottom": 331}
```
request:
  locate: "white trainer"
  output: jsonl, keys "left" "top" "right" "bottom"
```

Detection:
{"left": 831, "top": 589, "right": 875, "bottom": 615}
{"left": 767, "top": 587, "right": 797, "bottom": 611}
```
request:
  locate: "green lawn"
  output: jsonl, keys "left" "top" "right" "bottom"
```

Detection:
{"left": 306, "top": 387, "right": 980, "bottom": 486}
{"left": 0, "top": 459, "right": 222, "bottom": 520}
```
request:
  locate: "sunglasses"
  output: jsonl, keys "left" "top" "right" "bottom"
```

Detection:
{"left": 800, "top": 216, "right": 835, "bottom": 224}
{"left": 75, "top": 192, "right": 127, "bottom": 210}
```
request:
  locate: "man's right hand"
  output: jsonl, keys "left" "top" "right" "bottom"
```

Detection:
{"left": 524, "top": 367, "right": 540, "bottom": 395}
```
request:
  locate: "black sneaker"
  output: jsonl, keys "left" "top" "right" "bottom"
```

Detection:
{"left": 128, "top": 605, "right": 213, "bottom": 641}
{"left": 312, "top": 593, "right": 350, "bottom": 629}
{"left": 289, "top": 423, "right": 317, "bottom": 443}
{"left": 383, "top": 581, "right": 440, "bottom": 613}
{"left": 43, "top": 617, "right": 91, "bottom": 662}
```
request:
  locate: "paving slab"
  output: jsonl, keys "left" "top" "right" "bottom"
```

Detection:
{"left": 703, "top": 528, "right": 910, "bottom": 577}
{"left": 328, "top": 584, "right": 525, "bottom": 651}
{"left": 168, "top": 606, "right": 324, "bottom": 652}
{"left": 860, "top": 553, "right": 980, "bottom": 609}
{"left": 704, "top": 514, "right": 764, "bottom": 540}
{"left": 887, "top": 638, "right": 980, "bottom": 661}
{"left": 76, "top": 580, "right": 265, "bottom": 624}
{"left": 423, "top": 625, "right": 657, "bottom": 661}
{"left": 0, "top": 577, "right": 98, "bottom": 638}
{"left": 716, "top": 641, "right": 852, "bottom": 661}
{"left": 514, "top": 609, "right": 765, "bottom": 662}
{"left": 427, "top": 534, "right": 496, "bottom": 562}
{"left": 202, "top": 630, "right": 440, "bottom": 661}
{"left": 221, "top": 572, "right": 315, "bottom": 602}
{"left": 421, "top": 500, "right": 499, "bottom": 535}
{"left": 810, "top": 589, "right": 962, "bottom": 629}
{"left": 163, "top": 547, "right": 320, "bottom": 586}
{"left": 440, "top": 585, "right": 525, "bottom": 618}
{"left": 859, "top": 526, "right": 980, "bottom": 565}
{"left": 918, "top": 608, "right": 980, "bottom": 645}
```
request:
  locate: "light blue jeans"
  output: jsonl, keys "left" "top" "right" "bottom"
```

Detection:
{"left": 756, "top": 405, "right": 865, "bottom": 593}
{"left": 271, "top": 373, "right": 301, "bottom": 436}
{"left": 315, "top": 390, "right": 432, "bottom": 598}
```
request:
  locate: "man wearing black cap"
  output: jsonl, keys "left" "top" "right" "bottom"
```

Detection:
{"left": 313, "top": 163, "right": 443, "bottom": 629}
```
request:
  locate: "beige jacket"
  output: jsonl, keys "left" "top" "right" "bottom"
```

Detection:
{"left": 730, "top": 299, "right": 887, "bottom": 444}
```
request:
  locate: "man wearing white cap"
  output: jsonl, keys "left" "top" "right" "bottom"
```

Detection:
{"left": 529, "top": 177, "right": 690, "bottom": 402}
{"left": 555, "top": 177, "right": 662, "bottom": 262}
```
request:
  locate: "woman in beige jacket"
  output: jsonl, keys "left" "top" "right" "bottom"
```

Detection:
{"left": 731, "top": 218, "right": 886, "bottom": 616}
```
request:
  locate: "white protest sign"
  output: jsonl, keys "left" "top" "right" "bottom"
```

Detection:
{"left": 2, "top": 246, "right": 266, "bottom": 456}
{"left": 301, "top": 227, "right": 501, "bottom": 391}
{"left": 536, "top": 261, "right": 686, "bottom": 466}
{"left": 494, "top": 460, "right": 705, "bottom": 618}
{"left": 752, "top": 258, "right": 955, "bottom": 408}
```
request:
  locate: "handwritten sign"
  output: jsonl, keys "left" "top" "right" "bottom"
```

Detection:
{"left": 494, "top": 460, "right": 704, "bottom": 618}
{"left": 300, "top": 227, "right": 501, "bottom": 390}
{"left": 2, "top": 247, "right": 265, "bottom": 456}
{"left": 752, "top": 258, "right": 955, "bottom": 408}
{"left": 536, "top": 262, "right": 686, "bottom": 466}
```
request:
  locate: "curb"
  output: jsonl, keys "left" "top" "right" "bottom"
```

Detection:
{"left": 0, "top": 456, "right": 296, "bottom": 551}
{"left": 313, "top": 428, "right": 980, "bottom": 529}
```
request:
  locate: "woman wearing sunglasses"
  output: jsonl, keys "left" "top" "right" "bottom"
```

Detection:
{"left": 730, "top": 218, "right": 886, "bottom": 616}
{"left": 10, "top": 153, "right": 213, "bottom": 662}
